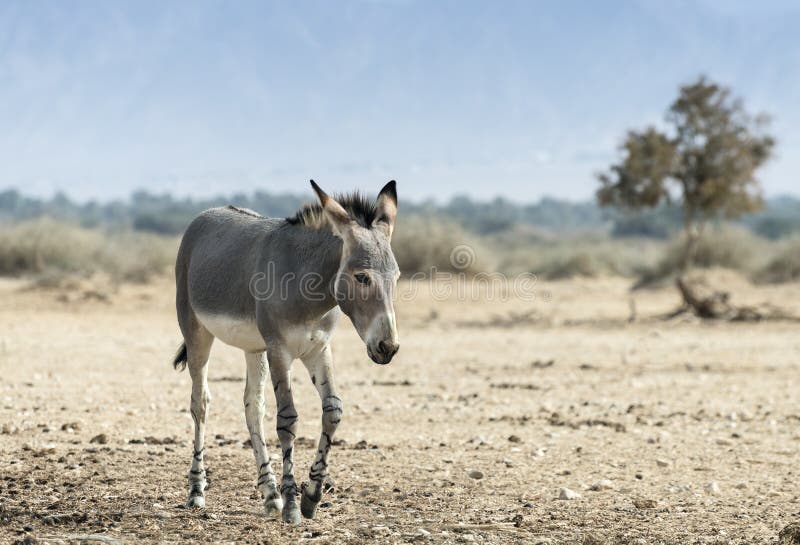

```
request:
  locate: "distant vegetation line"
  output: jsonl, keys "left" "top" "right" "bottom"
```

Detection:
{"left": 1, "top": 188, "right": 800, "bottom": 240}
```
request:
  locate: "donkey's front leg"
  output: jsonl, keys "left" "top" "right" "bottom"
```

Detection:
{"left": 244, "top": 352, "right": 282, "bottom": 517}
{"left": 268, "top": 346, "right": 301, "bottom": 524}
{"left": 300, "top": 344, "right": 342, "bottom": 519}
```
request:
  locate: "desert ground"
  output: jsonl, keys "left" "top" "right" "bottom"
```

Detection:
{"left": 1, "top": 273, "right": 799, "bottom": 544}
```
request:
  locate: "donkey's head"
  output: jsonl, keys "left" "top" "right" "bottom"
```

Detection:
{"left": 311, "top": 180, "right": 400, "bottom": 365}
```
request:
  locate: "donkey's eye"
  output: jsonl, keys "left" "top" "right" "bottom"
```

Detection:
{"left": 354, "top": 273, "right": 371, "bottom": 286}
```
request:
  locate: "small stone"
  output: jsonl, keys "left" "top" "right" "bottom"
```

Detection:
{"left": 633, "top": 498, "right": 658, "bottom": 509}
{"left": 779, "top": 522, "right": 800, "bottom": 544}
{"left": 417, "top": 528, "right": 431, "bottom": 536}
{"left": 590, "top": 479, "right": 614, "bottom": 491}
{"left": 656, "top": 458, "right": 670, "bottom": 467}
{"left": 508, "top": 435, "right": 522, "bottom": 443}
{"left": 1, "top": 424, "right": 18, "bottom": 435}
{"left": 90, "top": 433, "right": 108, "bottom": 444}
{"left": 467, "top": 470, "right": 484, "bottom": 480}
{"left": 715, "top": 438, "right": 733, "bottom": 446}
{"left": 558, "top": 487, "right": 581, "bottom": 500}
{"left": 534, "top": 448, "right": 546, "bottom": 457}
{"left": 735, "top": 481, "right": 748, "bottom": 490}
{"left": 706, "top": 481, "right": 721, "bottom": 495}
{"left": 667, "top": 484, "right": 691, "bottom": 494}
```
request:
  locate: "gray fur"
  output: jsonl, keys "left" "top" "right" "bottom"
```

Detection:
{"left": 173, "top": 181, "right": 400, "bottom": 522}
{"left": 177, "top": 208, "right": 341, "bottom": 329}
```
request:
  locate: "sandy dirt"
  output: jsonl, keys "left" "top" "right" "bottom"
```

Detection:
{"left": 1, "top": 274, "right": 799, "bottom": 544}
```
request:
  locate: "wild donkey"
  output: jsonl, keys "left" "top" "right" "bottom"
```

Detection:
{"left": 172, "top": 181, "right": 400, "bottom": 523}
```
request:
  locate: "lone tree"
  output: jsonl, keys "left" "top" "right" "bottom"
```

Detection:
{"left": 597, "top": 76, "right": 775, "bottom": 272}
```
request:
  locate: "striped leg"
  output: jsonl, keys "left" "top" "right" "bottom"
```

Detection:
{"left": 269, "top": 347, "right": 300, "bottom": 524}
{"left": 300, "top": 344, "right": 342, "bottom": 519}
{"left": 244, "top": 351, "right": 281, "bottom": 516}
{"left": 186, "top": 337, "right": 213, "bottom": 508}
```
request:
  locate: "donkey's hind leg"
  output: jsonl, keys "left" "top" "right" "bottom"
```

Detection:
{"left": 244, "top": 351, "right": 282, "bottom": 517}
{"left": 184, "top": 326, "right": 214, "bottom": 508}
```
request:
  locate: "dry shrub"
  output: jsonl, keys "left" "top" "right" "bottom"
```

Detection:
{"left": 681, "top": 225, "right": 763, "bottom": 270}
{"left": 0, "top": 218, "right": 177, "bottom": 283}
{"left": 757, "top": 234, "right": 800, "bottom": 283}
{"left": 498, "top": 236, "right": 663, "bottom": 279}
{"left": 391, "top": 215, "right": 495, "bottom": 275}
{"left": 638, "top": 225, "right": 770, "bottom": 286}
{"left": 0, "top": 219, "right": 105, "bottom": 276}
{"left": 99, "top": 231, "right": 178, "bottom": 283}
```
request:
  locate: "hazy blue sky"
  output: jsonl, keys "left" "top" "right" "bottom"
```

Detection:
{"left": 1, "top": 0, "right": 798, "bottom": 202}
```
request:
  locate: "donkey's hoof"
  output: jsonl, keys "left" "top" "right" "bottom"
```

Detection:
{"left": 281, "top": 502, "right": 301, "bottom": 524}
{"left": 186, "top": 495, "right": 205, "bottom": 508}
{"left": 300, "top": 493, "right": 319, "bottom": 519}
{"left": 264, "top": 497, "right": 283, "bottom": 517}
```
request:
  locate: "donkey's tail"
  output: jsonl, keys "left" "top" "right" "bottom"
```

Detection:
{"left": 172, "top": 342, "right": 188, "bottom": 371}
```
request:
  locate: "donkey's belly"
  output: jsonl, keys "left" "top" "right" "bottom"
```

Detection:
{"left": 196, "top": 312, "right": 267, "bottom": 352}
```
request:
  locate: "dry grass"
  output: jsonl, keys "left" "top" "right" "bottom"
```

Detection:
{"left": 496, "top": 235, "right": 663, "bottom": 279}
{"left": 0, "top": 218, "right": 177, "bottom": 283}
{"left": 636, "top": 225, "right": 777, "bottom": 287}
{"left": 757, "top": 234, "right": 800, "bottom": 283}
{"left": 392, "top": 215, "right": 497, "bottom": 275}
{"left": 2, "top": 218, "right": 797, "bottom": 288}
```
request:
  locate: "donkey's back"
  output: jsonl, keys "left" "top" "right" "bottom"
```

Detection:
{"left": 176, "top": 206, "right": 282, "bottom": 323}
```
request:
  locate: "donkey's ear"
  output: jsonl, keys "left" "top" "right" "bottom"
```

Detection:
{"left": 310, "top": 180, "right": 352, "bottom": 237}
{"left": 373, "top": 180, "right": 397, "bottom": 238}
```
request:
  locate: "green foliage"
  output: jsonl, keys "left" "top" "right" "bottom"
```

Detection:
{"left": 668, "top": 78, "right": 773, "bottom": 219}
{"left": 597, "top": 128, "right": 676, "bottom": 209}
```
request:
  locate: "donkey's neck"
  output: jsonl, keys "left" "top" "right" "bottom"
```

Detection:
{"left": 283, "top": 225, "right": 343, "bottom": 320}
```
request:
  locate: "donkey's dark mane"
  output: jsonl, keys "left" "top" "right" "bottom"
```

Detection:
{"left": 286, "top": 192, "right": 379, "bottom": 229}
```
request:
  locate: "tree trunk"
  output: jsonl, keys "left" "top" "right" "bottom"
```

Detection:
{"left": 679, "top": 208, "right": 699, "bottom": 274}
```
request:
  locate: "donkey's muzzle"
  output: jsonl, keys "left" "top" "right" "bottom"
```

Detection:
{"left": 369, "top": 340, "right": 399, "bottom": 365}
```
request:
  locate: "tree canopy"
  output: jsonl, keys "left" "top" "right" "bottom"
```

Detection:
{"left": 597, "top": 76, "right": 775, "bottom": 269}
{"left": 598, "top": 77, "right": 774, "bottom": 221}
